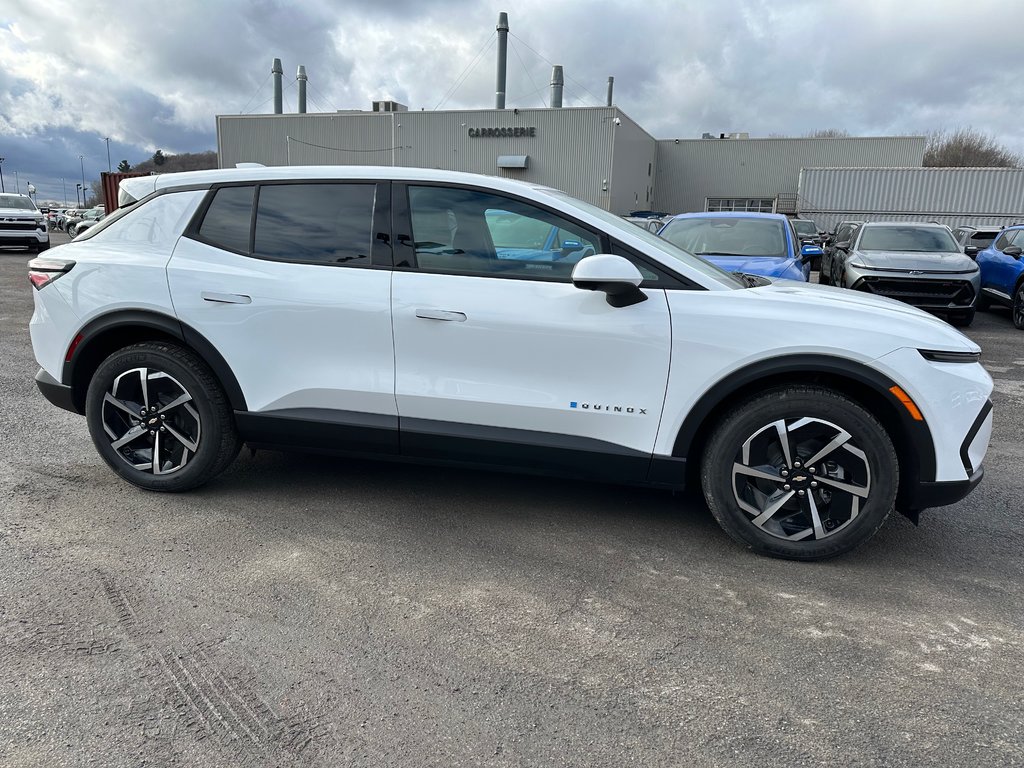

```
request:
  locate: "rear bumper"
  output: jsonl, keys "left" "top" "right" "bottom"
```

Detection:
{"left": 35, "top": 367, "right": 80, "bottom": 414}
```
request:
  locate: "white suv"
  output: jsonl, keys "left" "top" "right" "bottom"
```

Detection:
{"left": 1, "top": 192, "right": 49, "bottom": 251}
{"left": 27, "top": 166, "right": 993, "bottom": 560}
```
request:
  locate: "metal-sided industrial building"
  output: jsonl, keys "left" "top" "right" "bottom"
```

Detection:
{"left": 217, "top": 106, "right": 927, "bottom": 217}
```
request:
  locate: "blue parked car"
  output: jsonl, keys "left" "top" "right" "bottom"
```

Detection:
{"left": 657, "top": 212, "right": 821, "bottom": 281}
{"left": 975, "top": 224, "right": 1024, "bottom": 329}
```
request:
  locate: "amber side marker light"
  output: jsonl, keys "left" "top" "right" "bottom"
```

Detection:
{"left": 889, "top": 385, "right": 924, "bottom": 421}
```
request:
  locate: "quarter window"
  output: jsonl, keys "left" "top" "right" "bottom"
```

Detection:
{"left": 407, "top": 186, "right": 600, "bottom": 280}
{"left": 254, "top": 183, "right": 374, "bottom": 265}
{"left": 197, "top": 186, "right": 254, "bottom": 253}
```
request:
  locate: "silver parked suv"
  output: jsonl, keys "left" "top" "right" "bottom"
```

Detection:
{"left": 831, "top": 222, "right": 980, "bottom": 327}
{"left": 0, "top": 193, "right": 50, "bottom": 252}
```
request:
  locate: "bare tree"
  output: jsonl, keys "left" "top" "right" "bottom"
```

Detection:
{"left": 923, "top": 128, "right": 1021, "bottom": 168}
{"left": 805, "top": 129, "right": 850, "bottom": 138}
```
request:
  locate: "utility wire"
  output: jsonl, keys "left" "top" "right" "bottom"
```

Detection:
{"left": 239, "top": 71, "right": 272, "bottom": 114}
{"left": 509, "top": 38, "right": 546, "bottom": 108}
{"left": 509, "top": 32, "right": 604, "bottom": 106}
{"left": 286, "top": 136, "right": 411, "bottom": 153}
{"left": 433, "top": 31, "right": 496, "bottom": 110}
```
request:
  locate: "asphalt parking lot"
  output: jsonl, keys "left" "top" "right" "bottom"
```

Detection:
{"left": 1, "top": 233, "right": 1022, "bottom": 767}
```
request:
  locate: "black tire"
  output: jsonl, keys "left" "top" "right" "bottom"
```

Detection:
{"left": 36, "top": 240, "right": 50, "bottom": 253}
{"left": 1014, "top": 283, "right": 1024, "bottom": 330}
{"left": 700, "top": 385, "right": 897, "bottom": 561}
{"left": 85, "top": 342, "right": 241, "bottom": 491}
{"left": 947, "top": 308, "right": 975, "bottom": 328}
{"left": 817, "top": 268, "right": 830, "bottom": 285}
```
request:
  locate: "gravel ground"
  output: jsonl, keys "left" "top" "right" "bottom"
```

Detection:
{"left": 1, "top": 236, "right": 1022, "bottom": 767}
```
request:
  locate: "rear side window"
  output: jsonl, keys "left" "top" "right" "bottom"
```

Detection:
{"left": 198, "top": 186, "right": 254, "bottom": 253}
{"left": 254, "top": 183, "right": 374, "bottom": 265}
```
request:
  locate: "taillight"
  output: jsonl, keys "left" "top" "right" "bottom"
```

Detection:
{"left": 28, "top": 257, "right": 76, "bottom": 291}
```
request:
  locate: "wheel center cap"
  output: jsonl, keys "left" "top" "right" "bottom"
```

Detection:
{"left": 147, "top": 417, "right": 160, "bottom": 427}
{"left": 788, "top": 471, "right": 811, "bottom": 489}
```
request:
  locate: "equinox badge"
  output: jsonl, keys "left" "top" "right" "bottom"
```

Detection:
{"left": 570, "top": 402, "right": 647, "bottom": 414}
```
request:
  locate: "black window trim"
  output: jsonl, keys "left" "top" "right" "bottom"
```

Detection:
{"left": 392, "top": 180, "right": 697, "bottom": 290}
{"left": 184, "top": 179, "right": 393, "bottom": 269}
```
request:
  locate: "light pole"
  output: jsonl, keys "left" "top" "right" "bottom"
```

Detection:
{"left": 0, "top": 156, "right": 4, "bottom": 192}
{"left": 76, "top": 183, "right": 82, "bottom": 207}
{"left": 14, "top": 170, "right": 20, "bottom": 193}
{"left": 79, "top": 155, "right": 85, "bottom": 204}
{"left": 61, "top": 177, "right": 67, "bottom": 207}
{"left": 101, "top": 137, "right": 111, "bottom": 172}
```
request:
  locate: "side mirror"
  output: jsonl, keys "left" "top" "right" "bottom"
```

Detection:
{"left": 571, "top": 254, "right": 647, "bottom": 308}
{"left": 964, "top": 245, "right": 980, "bottom": 258}
{"left": 835, "top": 240, "right": 851, "bottom": 251}
{"left": 559, "top": 239, "right": 582, "bottom": 257}
{"left": 800, "top": 244, "right": 823, "bottom": 259}
{"left": 1004, "top": 245, "right": 1023, "bottom": 259}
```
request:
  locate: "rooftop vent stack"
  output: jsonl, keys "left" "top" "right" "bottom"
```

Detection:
{"left": 550, "top": 65, "right": 564, "bottom": 108}
{"left": 606, "top": 76, "right": 614, "bottom": 106}
{"left": 272, "top": 58, "right": 283, "bottom": 114}
{"left": 495, "top": 12, "right": 509, "bottom": 109}
{"left": 297, "top": 65, "right": 308, "bottom": 113}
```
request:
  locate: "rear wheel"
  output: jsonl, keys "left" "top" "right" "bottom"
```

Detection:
{"left": 700, "top": 386, "right": 897, "bottom": 560}
{"left": 1014, "top": 284, "right": 1024, "bottom": 330}
{"left": 817, "top": 268, "right": 831, "bottom": 285}
{"left": 85, "top": 342, "right": 241, "bottom": 491}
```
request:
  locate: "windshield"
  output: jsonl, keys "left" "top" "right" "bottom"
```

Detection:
{"left": 0, "top": 195, "right": 37, "bottom": 211}
{"left": 544, "top": 191, "right": 744, "bottom": 288}
{"left": 659, "top": 217, "right": 788, "bottom": 258}
{"left": 793, "top": 220, "right": 817, "bottom": 236}
{"left": 859, "top": 226, "right": 958, "bottom": 252}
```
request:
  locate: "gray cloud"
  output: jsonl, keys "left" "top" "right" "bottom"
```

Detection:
{"left": 3, "top": 0, "right": 1023, "bottom": 203}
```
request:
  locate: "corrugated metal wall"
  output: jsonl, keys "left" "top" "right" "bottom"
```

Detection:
{"left": 217, "top": 107, "right": 640, "bottom": 210}
{"left": 652, "top": 136, "right": 926, "bottom": 214}
{"left": 610, "top": 112, "right": 658, "bottom": 214}
{"left": 799, "top": 167, "right": 1024, "bottom": 230}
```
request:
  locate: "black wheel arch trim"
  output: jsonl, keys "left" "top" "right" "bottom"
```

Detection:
{"left": 62, "top": 309, "right": 248, "bottom": 412}
{"left": 958, "top": 400, "right": 992, "bottom": 476}
{"left": 670, "top": 354, "right": 938, "bottom": 483}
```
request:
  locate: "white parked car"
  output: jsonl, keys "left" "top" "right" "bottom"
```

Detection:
{"left": 0, "top": 192, "right": 49, "bottom": 251}
{"left": 27, "top": 166, "right": 993, "bottom": 560}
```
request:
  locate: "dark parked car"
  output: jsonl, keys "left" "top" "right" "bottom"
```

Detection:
{"left": 951, "top": 225, "right": 1004, "bottom": 258}
{"left": 819, "top": 220, "right": 864, "bottom": 285}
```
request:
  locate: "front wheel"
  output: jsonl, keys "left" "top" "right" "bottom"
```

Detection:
{"left": 85, "top": 342, "right": 241, "bottom": 491}
{"left": 1014, "top": 284, "right": 1024, "bottom": 330}
{"left": 700, "top": 386, "right": 897, "bottom": 560}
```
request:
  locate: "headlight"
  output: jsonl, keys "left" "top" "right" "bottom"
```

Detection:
{"left": 848, "top": 262, "right": 867, "bottom": 269}
{"left": 919, "top": 349, "right": 981, "bottom": 363}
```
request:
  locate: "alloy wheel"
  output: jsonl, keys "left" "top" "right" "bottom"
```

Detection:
{"left": 101, "top": 367, "right": 201, "bottom": 475}
{"left": 731, "top": 417, "right": 870, "bottom": 541}
{"left": 1014, "top": 286, "right": 1024, "bottom": 329}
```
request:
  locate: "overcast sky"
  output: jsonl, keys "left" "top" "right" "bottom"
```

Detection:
{"left": 2, "top": 0, "right": 1021, "bottom": 203}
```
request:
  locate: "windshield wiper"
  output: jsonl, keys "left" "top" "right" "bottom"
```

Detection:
{"left": 695, "top": 251, "right": 751, "bottom": 257}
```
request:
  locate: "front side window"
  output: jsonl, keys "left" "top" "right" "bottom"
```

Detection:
{"left": 858, "top": 226, "right": 958, "bottom": 253}
{"left": 660, "top": 217, "right": 788, "bottom": 259}
{"left": 254, "top": 183, "right": 374, "bottom": 265}
{"left": 407, "top": 186, "right": 599, "bottom": 280}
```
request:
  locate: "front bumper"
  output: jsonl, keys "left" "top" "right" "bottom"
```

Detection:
{"left": 847, "top": 267, "right": 979, "bottom": 311}
{"left": 901, "top": 466, "right": 984, "bottom": 513}
{"left": 35, "top": 367, "right": 80, "bottom": 414}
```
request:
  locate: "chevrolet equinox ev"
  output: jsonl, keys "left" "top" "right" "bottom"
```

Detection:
{"left": 28, "top": 167, "right": 994, "bottom": 560}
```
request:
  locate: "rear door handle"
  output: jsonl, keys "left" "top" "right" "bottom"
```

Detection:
{"left": 415, "top": 308, "right": 467, "bottom": 322}
{"left": 202, "top": 291, "right": 252, "bottom": 304}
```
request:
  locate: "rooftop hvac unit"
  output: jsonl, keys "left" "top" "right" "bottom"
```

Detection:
{"left": 372, "top": 100, "right": 408, "bottom": 112}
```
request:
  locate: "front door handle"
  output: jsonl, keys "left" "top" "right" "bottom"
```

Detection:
{"left": 202, "top": 291, "right": 252, "bottom": 305}
{"left": 415, "top": 308, "right": 467, "bottom": 322}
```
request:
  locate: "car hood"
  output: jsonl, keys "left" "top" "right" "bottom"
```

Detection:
{"left": 701, "top": 255, "right": 797, "bottom": 277}
{"left": 740, "top": 280, "right": 979, "bottom": 353}
{"left": 851, "top": 249, "right": 977, "bottom": 272}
